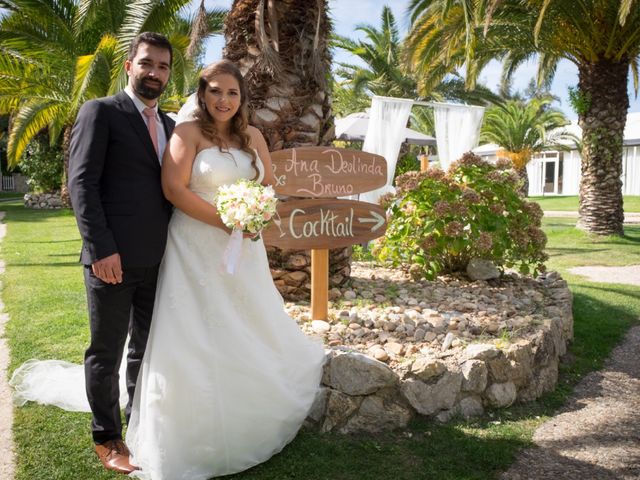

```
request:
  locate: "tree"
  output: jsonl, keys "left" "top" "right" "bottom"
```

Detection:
{"left": 480, "top": 96, "right": 571, "bottom": 195}
{"left": 224, "top": 0, "right": 350, "bottom": 300}
{"left": 332, "top": 5, "right": 499, "bottom": 123}
{"left": 405, "top": 0, "right": 640, "bottom": 236}
{"left": 0, "top": 0, "right": 225, "bottom": 199}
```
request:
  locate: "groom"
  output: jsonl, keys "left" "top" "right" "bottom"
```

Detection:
{"left": 68, "top": 32, "right": 174, "bottom": 474}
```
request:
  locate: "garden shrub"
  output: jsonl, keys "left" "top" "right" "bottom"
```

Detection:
{"left": 19, "top": 136, "right": 63, "bottom": 193}
{"left": 394, "top": 152, "right": 420, "bottom": 180}
{"left": 372, "top": 152, "right": 548, "bottom": 280}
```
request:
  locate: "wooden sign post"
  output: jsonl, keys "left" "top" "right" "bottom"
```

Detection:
{"left": 265, "top": 147, "right": 388, "bottom": 320}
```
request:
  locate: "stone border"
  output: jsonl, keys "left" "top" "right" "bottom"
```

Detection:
{"left": 305, "top": 273, "right": 573, "bottom": 433}
{"left": 23, "top": 192, "right": 63, "bottom": 209}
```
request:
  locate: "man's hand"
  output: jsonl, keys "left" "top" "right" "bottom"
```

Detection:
{"left": 92, "top": 253, "right": 123, "bottom": 284}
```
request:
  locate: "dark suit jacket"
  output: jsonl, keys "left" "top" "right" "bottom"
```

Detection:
{"left": 68, "top": 91, "right": 175, "bottom": 268}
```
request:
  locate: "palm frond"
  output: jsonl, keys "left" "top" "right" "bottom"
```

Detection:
{"left": 7, "top": 99, "right": 67, "bottom": 166}
{"left": 73, "top": 34, "right": 119, "bottom": 111}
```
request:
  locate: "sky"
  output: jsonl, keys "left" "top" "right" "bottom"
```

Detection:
{"left": 201, "top": 0, "right": 640, "bottom": 121}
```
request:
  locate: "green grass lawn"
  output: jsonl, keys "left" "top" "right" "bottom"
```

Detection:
{"left": 2, "top": 203, "right": 639, "bottom": 480}
{"left": 530, "top": 195, "right": 640, "bottom": 212}
{"left": 0, "top": 192, "right": 24, "bottom": 201}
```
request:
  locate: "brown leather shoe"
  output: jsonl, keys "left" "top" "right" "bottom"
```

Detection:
{"left": 95, "top": 439, "right": 138, "bottom": 474}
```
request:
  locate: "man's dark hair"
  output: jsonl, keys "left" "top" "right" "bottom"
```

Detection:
{"left": 128, "top": 32, "right": 173, "bottom": 66}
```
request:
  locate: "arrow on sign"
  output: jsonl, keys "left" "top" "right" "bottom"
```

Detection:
{"left": 357, "top": 210, "right": 385, "bottom": 232}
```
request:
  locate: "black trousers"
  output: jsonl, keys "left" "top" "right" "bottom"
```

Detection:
{"left": 83, "top": 264, "right": 160, "bottom": 444}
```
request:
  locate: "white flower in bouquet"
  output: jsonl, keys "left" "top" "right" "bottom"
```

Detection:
{"left": 214, "top": 179, "right": 278, "bottom": 274}
{"left": 215, "top": 179, "right": 278, "bottom": 238}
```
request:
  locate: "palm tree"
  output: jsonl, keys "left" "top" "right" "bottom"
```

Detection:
{"left": 480, "top": 96, "right": 571, "bottom": 195}
{"left": 0, "top": 0, "right": 225, "bottom": 201}
{"left": 224, "top": 0, "right": 350, "bottom": 301}
{"left": 405, "top": 0, "right": 640, "bottom": 236}
{"left": 332, "top": 5, "right": 499, "bottom": 123}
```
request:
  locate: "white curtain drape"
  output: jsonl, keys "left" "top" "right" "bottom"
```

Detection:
{"left": 562, "top": 151, "right": 581, "bottom": 195}
{"left": 433, "top": 102, "right": 485, "bottom": 171}
{"left": 622, "top": 146, "right": 640, "bottom": 195}
{"left": 526, "top": 158, "right": 543, "bottom": 196}
{"left": 359, "top": 96, "right": 413, "bottom": 204}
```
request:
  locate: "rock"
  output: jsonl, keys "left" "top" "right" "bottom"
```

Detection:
{"left": 325, "top": 352, "right": 397, "bottom": 395}
{"left": 306, "top": 387, "right": 329, "bottom": 424}
{"left": 485, "top": 381, "right": 517, "bottom": 407}
{"left": 321, "top": 390, "right": 362, "bottom": 432}
{"left": 460, "top": 360, "right": 488, "bottom": 393}
{"left": 414, "top": 328, "right": 426, "bottom": 341}
{"left": 424, "top": 331, "right": 437, "bottom": 342}
{"left": 505, "top": 341, "right": 533, "bottom": 387}
{"left": 487, "top": 354, "right": 512, "bottom": 383}
{"left": 464, "top": 344, "right": 500, "bottom": 361}
{"left": 372, "top": 349, "right": 389, "bottom": 362}
{"left": 400, "top": 371, "right": 463, "bottom": 416}
{"left": 458, "top": 396, "right": 484, "bottom": 418}
{"left": 466, "top": 258, "right": 500, "bottom": 281}
{"left": 311, "top": 320, "right": 331, "bottom": 334}
{"left": 344, "top": 290, "right": 357, "bottom": 300}
{"left": 442, "top": 332, "right": 455, "bottom": 351}
{"left": 426, "top": 316, "right": 446, "bottom": 330}
{"left": 410, "top": 357, "right": 446, "bottom": 381}
{"left": 328, "top": 288, "right": 341, "bottom": 300}
{"left": 384, "top": 342, "right": 404, "bottom": 356}
{"left": 341, "top": 390, "right": 413, "bottom": 433}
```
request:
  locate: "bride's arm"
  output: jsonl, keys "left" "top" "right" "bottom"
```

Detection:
{"left": 248, "top": 126, "right": 276, "bottom": 186}
{"left": 161, "top": 123, "right": 228, "bottom": 230}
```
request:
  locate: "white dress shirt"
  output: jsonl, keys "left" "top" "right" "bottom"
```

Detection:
{"left": 124, "top": 86, "right": 168, "bottom": 162}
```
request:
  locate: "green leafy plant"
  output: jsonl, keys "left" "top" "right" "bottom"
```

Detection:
{"left": 394, "top": 153, "right": 420, "bottom": 179}
{"left": 568, "top": 86, "right": 592, "bottom": 117}
{"left": 19, "top": 136, "right": 64, "bottom": 193}
{"left": 373, "top": 152, "right": 548, "bottom": 280}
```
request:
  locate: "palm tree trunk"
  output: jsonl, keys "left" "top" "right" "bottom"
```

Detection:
{"left": 517, "top": 167, "right": 529, "bottom": 197}
{"left": 224, "top": 0, "right": 350, "bottom": 301}
{"left": 576, "top": 59, "right": 628, "bottom": 236}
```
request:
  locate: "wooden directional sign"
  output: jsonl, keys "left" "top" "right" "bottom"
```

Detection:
{"left": 262, "top": 198, "right": 387, "bottom": 250}
{"left": 270, "top": 147, "right": 387, "bottom": 198}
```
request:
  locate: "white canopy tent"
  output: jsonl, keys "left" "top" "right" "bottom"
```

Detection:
{"left": 432, "top": 101, "right": 486, "bottom": 171}
{"left": 352, "top": 96, "right": 485, "bottom": 204}
{"left": 335, "top": 111, "right": 437, "bottom": 146}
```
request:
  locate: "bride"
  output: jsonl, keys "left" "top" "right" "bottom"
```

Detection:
{"left": 126, "top": 59, "right": 325, "bottom": 479}
{"left": 12, "top": 60, "right": 326, "bottom": 480}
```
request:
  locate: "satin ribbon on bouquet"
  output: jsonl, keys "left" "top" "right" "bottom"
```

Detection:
{"left": 221, "top": 229, "right": 244, "bottom": 274}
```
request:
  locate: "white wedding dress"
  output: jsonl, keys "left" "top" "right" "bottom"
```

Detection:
{"left": 10, "top": 147, "right": 325, "bottom": 480}
{"left": 126, "top": 147, "right": 325, "bottom": 479}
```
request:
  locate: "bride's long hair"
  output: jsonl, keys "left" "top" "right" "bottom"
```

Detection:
{"left": 194, "top": 60, "right": 258, "bottom": 179}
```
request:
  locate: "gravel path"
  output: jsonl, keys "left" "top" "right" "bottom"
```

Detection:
{"left": 569, "top": 265, "right": 640, "bottom": 286}
{"left": 543, "top": 211, "right": 640, "bottom": 224}
{"left": 501, "top": 325, "right": 640, "bottom": 479}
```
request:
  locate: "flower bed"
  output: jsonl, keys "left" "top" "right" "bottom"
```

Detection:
{"left": 287, "top": 263, "right": 573, "bottom": 433}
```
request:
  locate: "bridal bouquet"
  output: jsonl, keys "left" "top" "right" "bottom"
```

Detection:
{"left": 215, "top": 179, "right": 278, "bottom": 274}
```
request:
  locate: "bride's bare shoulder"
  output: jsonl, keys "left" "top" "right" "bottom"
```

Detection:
{"left": 171, "top": 121, "right": 206, "bottom": 146}
{"left": 246, "top": 125, "right": 268, "bottom": 148}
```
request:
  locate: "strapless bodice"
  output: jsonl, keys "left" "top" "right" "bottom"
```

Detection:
{"left": 189, "top": 147, "right": 264, "bottom": 201}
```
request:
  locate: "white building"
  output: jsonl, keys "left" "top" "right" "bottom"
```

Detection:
{"left": 474, "top": 112, "right": 640, "bottom": 196}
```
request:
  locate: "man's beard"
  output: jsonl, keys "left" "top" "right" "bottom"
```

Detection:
{"left": 133, "top": 76, "right": 166, "bottom": 100}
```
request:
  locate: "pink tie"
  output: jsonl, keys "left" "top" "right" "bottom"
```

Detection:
{"left": 142, "top": 107, "right": 159, "bottom": 156}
